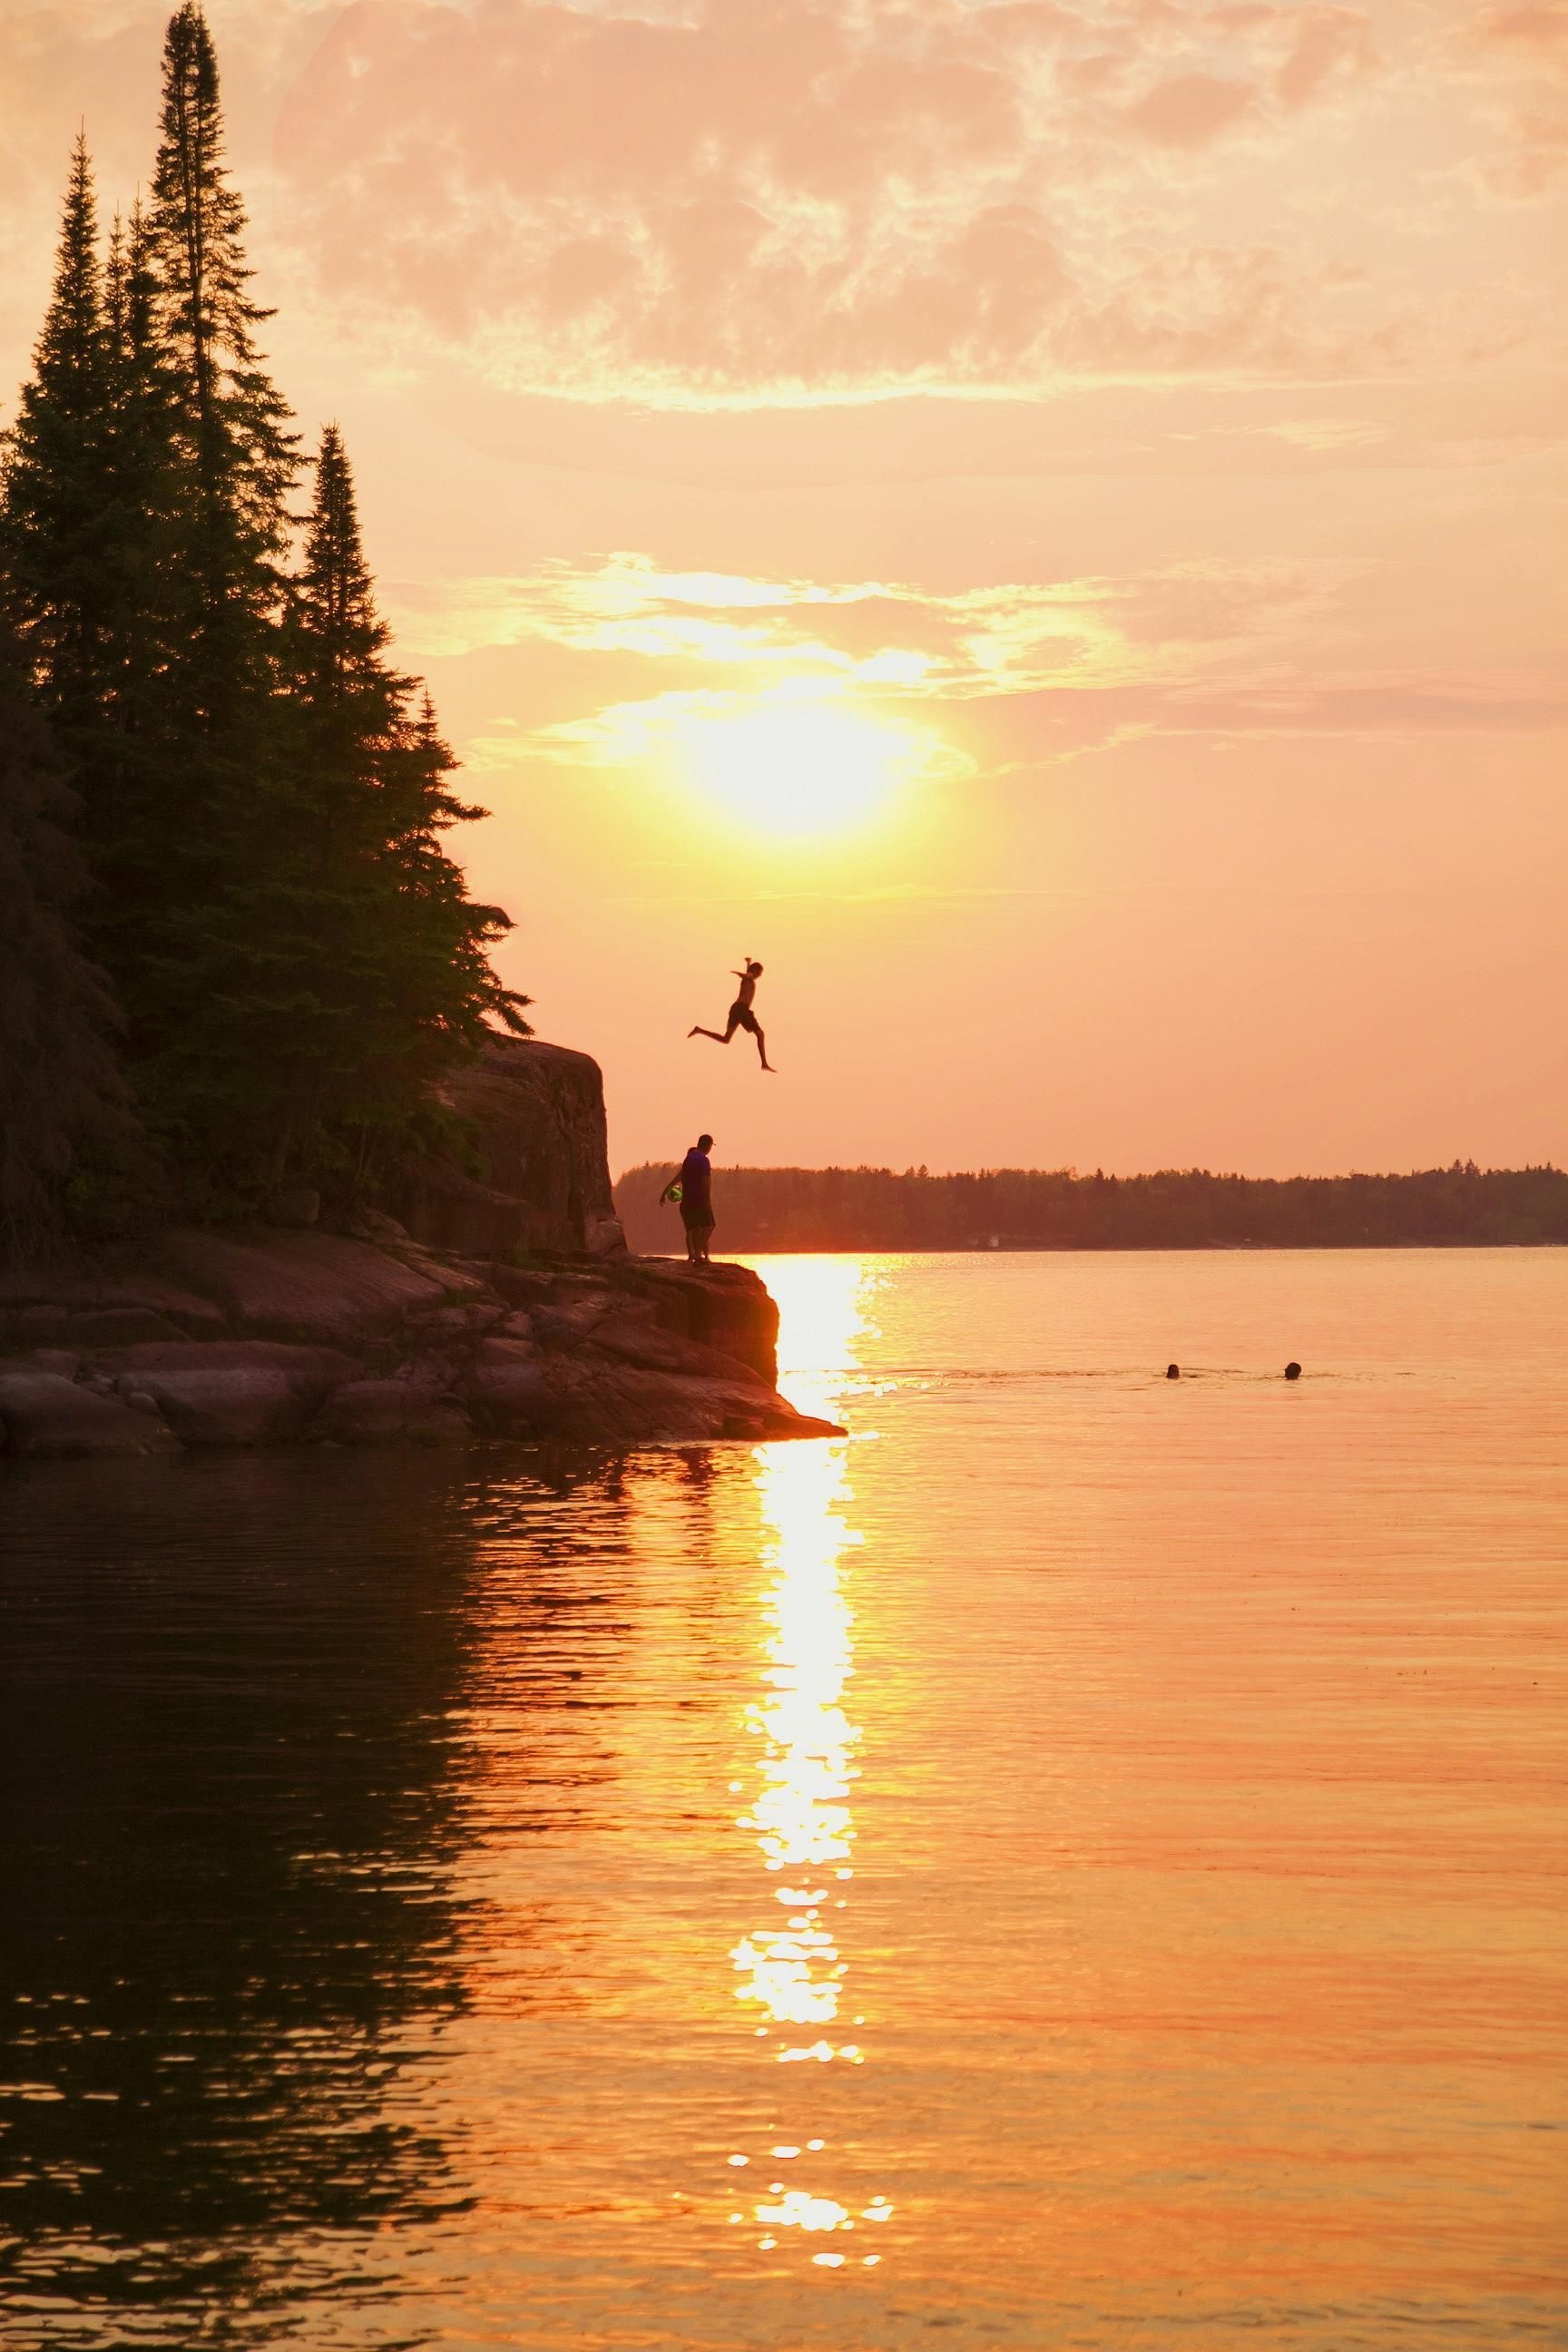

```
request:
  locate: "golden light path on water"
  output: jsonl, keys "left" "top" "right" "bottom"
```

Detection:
{"left": 727, "top": 1259, "right": 894, "bottom": 2267}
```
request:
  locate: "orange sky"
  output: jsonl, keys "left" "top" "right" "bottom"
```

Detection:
{"left": 4, "top": 0, "right": 1565, "bottom": 1177}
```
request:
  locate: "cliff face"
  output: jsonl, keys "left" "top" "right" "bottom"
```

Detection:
{"left": 0, "top": 1040, "right": 840, "bottom": 1459}
{"left": 404, "top": 1037, "right": 626, "bottom": 1261}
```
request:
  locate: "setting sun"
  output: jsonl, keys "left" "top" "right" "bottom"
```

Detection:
{"left": 674, "top": 694, "right": 929, "bottom": 838}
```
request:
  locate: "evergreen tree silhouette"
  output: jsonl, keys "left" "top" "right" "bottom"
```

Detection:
{"left": 148, "top": 0, "right": 298, "bottom": 681}
{"left": 0, "top": 135, "right": 118, "bottom": 736}
{"left": 0, "top": 9, "right": 531, "bottom": 1230}
{"left": 264, "top": 426, "right": 531, "bottom": 1203}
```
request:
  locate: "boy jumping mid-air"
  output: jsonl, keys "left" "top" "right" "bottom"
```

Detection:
{"left": 689, "top": 957, "right": 776, "bottom": 1073}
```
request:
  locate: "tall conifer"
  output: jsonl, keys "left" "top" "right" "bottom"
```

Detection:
{"left": 260, "top": 426, "right": 530, "bottom": 1202}
{"left": 0, "top": 136, "right": 117, "bottom": 734}
{"left": 89, "top": 3, "right": 306, "bottom": 1198}
{"left": 1, "top": 11, "right": 531, "bottom": 1226}
{"left": 148, "top": 0, "right": 297, "bottom": 669}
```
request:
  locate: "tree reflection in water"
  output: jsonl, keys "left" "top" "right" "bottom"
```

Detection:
{"left": 0, "top": 1448, "right": 636, "bottom": 2340}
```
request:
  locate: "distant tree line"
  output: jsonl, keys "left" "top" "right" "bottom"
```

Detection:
{"left": 615, "top": 1161, "right": 1568, "bottom": 1254}
{"left": 0, "top": 5, "right": 527, "bottom": 1261}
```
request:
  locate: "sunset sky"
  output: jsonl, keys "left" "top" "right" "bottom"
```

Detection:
{"left": 3, "top": 0, "right": 1564, "bottom": 1177}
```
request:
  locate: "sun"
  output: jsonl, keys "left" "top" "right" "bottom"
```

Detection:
{"left": 674, "top": 695, "right": 926, "bottom": 838}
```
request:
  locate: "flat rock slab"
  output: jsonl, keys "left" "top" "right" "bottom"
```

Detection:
{"left": 0, "top": 1274, "right": 227, "bottom": 1351}
{"left": 155, "top": 1229, "right": 456, "bottom": 1344}
{"left": 0, "top": 1372, "right": 177, "bottom": 1458}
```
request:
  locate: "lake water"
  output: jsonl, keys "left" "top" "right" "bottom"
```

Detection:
{"left": 3, "top": 1250, "right": 1565, "bottom": 2350}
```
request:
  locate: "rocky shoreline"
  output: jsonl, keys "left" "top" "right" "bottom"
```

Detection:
{"left": 0, "top": 1226, "right": 839, "bottom": 1458}
{"left": 0, "top": 1039, "right": 841, "bottom": 1461}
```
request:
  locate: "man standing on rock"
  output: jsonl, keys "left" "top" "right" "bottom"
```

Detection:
{"left": 662, "top": 1133, "right": 716, "bottom": 1263}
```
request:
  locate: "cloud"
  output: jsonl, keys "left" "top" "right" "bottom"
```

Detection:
{"left": 270, "top": 0, "right": 1402, "bottom": 399}
{"left": 386, "top": 549, "right": 1353, "bottom": 703}
{"left": 395, "top": 547, "right": 1567, "bottom": 790}
{"left": 1458, "top": 0, "right": 1568, "bottom": 194}
{"left": 1123, "top": 74, "right": 1257, "bottom": 147}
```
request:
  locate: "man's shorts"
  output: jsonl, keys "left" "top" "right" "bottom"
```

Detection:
{"left": 728, "top": 1003, "right": 761, "bottom": 1034}
{"left": 681, "top": 1201, "right": 715, "bottom": 1232}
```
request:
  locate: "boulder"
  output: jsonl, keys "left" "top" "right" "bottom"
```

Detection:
{"left": 621, "top": 1260, "right": 780, "bottom": 1383}
{"left": 122, "top": 1367, "right": 311, "bottom": 1448}
{"left": 583, "top": 1315, "right": 769, "bottom": 1387}
{"left": 401, "top": 1037, "right": 627, "bottom": 1259}
{"left": 554, "top": 1364, "right": 837, "bottom": 1446}
{"left": 0, "top": 1372, "right": 176, "bottom": 1458}
{"left": 99, "top": 1340, "right": 357, "bottom": 1448}
{"left": 0, "top": 1273, "right": 225, "bottom": 1352}
{"left": 465, "top": 1351, "right": 563, "bottom": 1437}
{"left": 315, "top": 1379, "right": 472, "bottom": 1447}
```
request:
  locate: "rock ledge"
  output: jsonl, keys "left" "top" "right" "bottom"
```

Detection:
{"left": 0, "top": 1230, "right": 839, "bottom": 1458}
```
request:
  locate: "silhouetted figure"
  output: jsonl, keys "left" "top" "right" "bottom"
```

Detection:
{"left": 662, "top": 1133, "right": 716, "bottom": 1263}
{"left": 1166, "top": 1364, "right": 1181, "bottom": 1379}
{"left": 690, "top": 957, "right": 775, "bottom": 1072}
{"left": 1284, "top": 1361, "right": 1302, "bottom": 1380}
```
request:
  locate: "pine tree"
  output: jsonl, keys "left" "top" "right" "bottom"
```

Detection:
{"left": 259, "top": 426, "right": 531, "bottom": 1206}
{"left": 148, "top": 0, "right": 298, "bottom": 680}
{"left": 81, "top": 202, "right": 191, "bottom": 964}
{"left": 0, "top": 135, "right": 118, "bottom": 735}
{"left": 92, "top": 2, "right": 306, "bottom": 1200}
{"left": 1, "top": 13, "right": 531, "bottom": 1230}
{"left": 0, "top": 632, "right": 144, "bottom": 1266}
{"left": 0, "top": 146, "right": 181, "bottom": 1190}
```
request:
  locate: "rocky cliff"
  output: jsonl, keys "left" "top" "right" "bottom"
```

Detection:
{"left": 0, "top": 1041, "right": 839, "bottom": 1460}
{"left": 402, "top": 1036, "right": 627, "bottom": 1261}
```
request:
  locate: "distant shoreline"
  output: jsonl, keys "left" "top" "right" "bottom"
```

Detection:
{"left": 724, "top": 1239, "right": 1568, "bottom": 1255}
{"left": 614, "top": 1162, "right": 1567, "bottom": 1257}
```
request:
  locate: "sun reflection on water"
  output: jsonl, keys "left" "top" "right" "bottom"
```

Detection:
{"left": 726, "top": 1259, "right": 894, "bottom": 2265}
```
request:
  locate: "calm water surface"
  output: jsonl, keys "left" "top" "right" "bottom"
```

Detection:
{"left": 3, "top": 1250, "right": 1565, "bottom": 2349}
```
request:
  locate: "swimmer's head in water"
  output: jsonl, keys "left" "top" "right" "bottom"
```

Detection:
{"left": 698, "top": 1133, "right": 713, "bottom": 1151}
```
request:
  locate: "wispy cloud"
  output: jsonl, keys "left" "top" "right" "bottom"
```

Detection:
{"left": 388, "top": 550, "right": 1354, "bottom": 710}
{"left": 406, "top": 545, "right": 1567, "bottom": 783}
